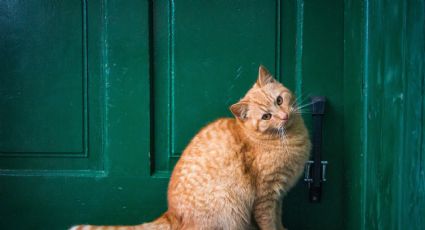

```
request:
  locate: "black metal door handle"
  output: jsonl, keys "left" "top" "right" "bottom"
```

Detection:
{"left": 304, "top": 96, "right": 327, "bottom": 203}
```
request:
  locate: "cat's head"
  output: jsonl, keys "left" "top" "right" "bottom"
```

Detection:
{"left": 230, "top": 65, "right": 297, "bottom": 135}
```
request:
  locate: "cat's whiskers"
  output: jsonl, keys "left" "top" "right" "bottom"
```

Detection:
{"left": 277, "top": 126, "right": 282, "bottom": 139}
{"left": 291, "top": 92, "right": 313, "bottom": 113}
{"left": 292, "top": 101, "right": 315, "bottom": 113}
{"left": 293, "top": 109, "right": 312, "bottom": 114}
{"left": 252, "top": 127, "right": 288, "bottom": 150}
{"left": 293, "top": 91, "right": 310, "bottom": 104}
{"left": 292, "top": 106, "right": 311, "bottom": 112}
{"left": 291, "top": 92, "right": 311, "bottom": 109}
{"left": 267, "top": 129, "right": 278, "bottom": 142}
{"left": 280, "top": 127, "right": 290, "bottom": 155}
{"left": 291, "top": 94, "right": 303, "bottom": 108}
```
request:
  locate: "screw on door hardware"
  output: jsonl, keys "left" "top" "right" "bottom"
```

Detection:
{"left": 304, "top": 160, "right": 328, "bottom": 183}
{"left": 304, "top": 96, "right": 327, "bottom": 203}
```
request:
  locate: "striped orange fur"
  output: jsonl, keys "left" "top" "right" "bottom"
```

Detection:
{"left": 71, "top": 65, "right": 311, "bottom": 230}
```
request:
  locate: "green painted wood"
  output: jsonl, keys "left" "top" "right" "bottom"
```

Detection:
{"left": 343, "top": 0, "right": 367, "bottom": 229}
{"left": 151, "top": 1, "right": 346, "bottom": 229}
{"left": 0, "top": 0, "right": 103, "bottom": 171}
{"left": 362, "top": 0, "right": 425, "bottom": 229}
{"left": 281, "top": 0, "right": 345, "bottom": 229}
{"left": 344, "top": 0, "right": 425, "bottom": 229}
{"left": 0, "top": 0, "right": 84, "bottom": 154}
{"left": 2, "top": 0, "right": 424, "bottom": 229}
{"left": 0, "top": 1, "right": 169, "bottom": 230}
{"left": 152, "top": 0, "right": 281, "bottom": 173}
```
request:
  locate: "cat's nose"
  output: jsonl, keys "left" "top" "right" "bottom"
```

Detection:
{"left": 278, "top": 112, "right": 289, "bottom": 120}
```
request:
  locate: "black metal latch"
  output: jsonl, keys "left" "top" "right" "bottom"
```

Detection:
{"left": 304, "top": 96, "right": 327, "bottom": 203}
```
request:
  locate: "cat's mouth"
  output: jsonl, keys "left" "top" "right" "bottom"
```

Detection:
{"left": 279, "top": 117, "right": 292, "bottom": 129}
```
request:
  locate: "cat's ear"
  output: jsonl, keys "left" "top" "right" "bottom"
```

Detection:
{"left": 257, "top": 65, "right": 276, "bottom": 87}
{"left": 230, "top": 102, "right": 248, "bottom": 120}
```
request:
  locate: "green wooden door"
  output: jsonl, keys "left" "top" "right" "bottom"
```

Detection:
{"left": 0, "top": 1, "right": 168, "bottom": 229}
{"left": 1, "top": 0, "right": 424, "bottom": 230}
{"left": 344, "top": 0, "right": 425, "bottom": 229}
{"left": 0, "top": 0, "right": 343, "bottom": 229}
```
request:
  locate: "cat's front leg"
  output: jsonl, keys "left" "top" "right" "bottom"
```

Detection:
{"left": 275, "top": 199, "right": 287, "bottom": 230}
{"left": 253, "top": 195, "right": 280, "bottom": 230}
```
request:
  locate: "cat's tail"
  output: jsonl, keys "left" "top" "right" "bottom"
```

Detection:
{"left": 138, "top": 211, "right": 180, "bottom": 230}
{"left": 69, "top": 212, "right": 180, "bottom": 230}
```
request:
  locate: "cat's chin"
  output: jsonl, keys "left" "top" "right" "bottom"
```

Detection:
{"left": 278, "top": 121, "right": 291, "bottom": 130}
{"left": 281, "top": 116, "right": 298, "bottom": 129}
{"left": 262, "top": 126, "right": 289, "bottom": 138}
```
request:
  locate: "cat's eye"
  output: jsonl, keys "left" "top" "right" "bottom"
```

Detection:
{"left": 262, "top": 113, "right": 272, "bottom": 120}
{"left": 276, "top": 96, "right": 283, "bottom": 105}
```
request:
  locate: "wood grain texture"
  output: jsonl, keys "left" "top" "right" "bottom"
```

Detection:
{"left": 345, "top": 0, "right": 425, "bottom": 229}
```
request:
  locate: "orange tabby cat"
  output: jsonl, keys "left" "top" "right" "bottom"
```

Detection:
{"left": 71, "top": 65, "right": 311, "bottom": 230}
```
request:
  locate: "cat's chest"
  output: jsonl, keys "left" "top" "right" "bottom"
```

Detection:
{"left": 252, "top": 145, "right": 302, "bottom": 172}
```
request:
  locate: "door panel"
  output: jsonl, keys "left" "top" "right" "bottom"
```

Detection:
{"left": 280, "top": 0, "right": 344, "bottom": 229}
{"left": 0, "top": 1, "right": 165, "bottom": 229}
{"left": 152, "top": 0, "right": 280, "bottom": 173}
{"left": 151, "top": 1, "right": 345, "bottom": 229}
{"left": 1, "top": 0, "right": 84, "bottom": 154}
{"left": 0, "top": 0, "right": 103, "bottom": 171}
{"left": 344, "top": 0, "right": 425, "bottom": 229}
